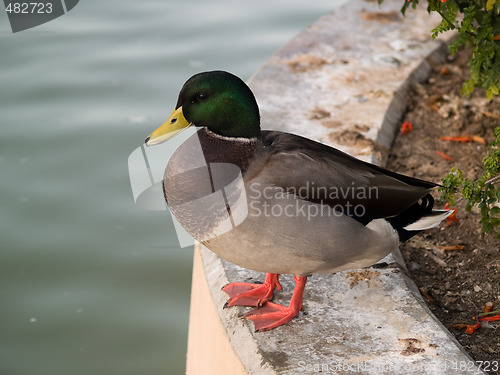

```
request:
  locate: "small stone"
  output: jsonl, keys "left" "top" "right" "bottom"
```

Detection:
{"left": 389, "top": 40, "right": 407, "bottom": 51}
{"left": 408, "top": 261, "right": 420, "bottom": 271}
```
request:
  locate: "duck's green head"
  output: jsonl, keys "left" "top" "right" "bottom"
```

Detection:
{"left": 145, "top": 71, "right": 261, "bottom": 146}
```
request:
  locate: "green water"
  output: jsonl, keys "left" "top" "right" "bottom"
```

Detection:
{"left": 0, "top": 1, "right": 345, "bottom": 374}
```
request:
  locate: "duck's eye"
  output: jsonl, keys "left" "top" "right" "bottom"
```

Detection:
{"left": 191, "top": 93, "right": 208, "bottom": 104}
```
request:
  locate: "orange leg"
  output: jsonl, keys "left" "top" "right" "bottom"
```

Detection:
{"left": 222, "top": 273, "right": 282, "bottom": 308}
{"left": 244, "top": 276, "right": 307, "bottom": 332}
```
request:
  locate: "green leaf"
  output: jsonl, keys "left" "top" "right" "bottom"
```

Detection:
{"left": 490, "top": 218, "right": 500, "bottom": 227}
{"left": 461, "top": 79, "right": 475, "bottom": 97}
{"left": 487, "top": 83, "right": 499, "bottom": 100}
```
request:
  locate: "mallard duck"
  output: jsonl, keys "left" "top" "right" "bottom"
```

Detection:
{"left": 145, "top": 71, "right": 453, "bottom": 332}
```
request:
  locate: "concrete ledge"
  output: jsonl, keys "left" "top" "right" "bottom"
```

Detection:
{"left": 186, "top": 0, "right": 484, "bottom": 373}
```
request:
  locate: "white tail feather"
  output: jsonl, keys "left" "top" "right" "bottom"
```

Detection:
{"left": 403, "top": 210, "right": 455, "bottom": 231}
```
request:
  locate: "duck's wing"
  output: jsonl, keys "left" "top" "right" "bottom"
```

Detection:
{"left": 258, "top": 131, "right": 437, "bottom": 224}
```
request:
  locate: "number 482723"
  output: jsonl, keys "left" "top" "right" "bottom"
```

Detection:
{"left": 5, "top": 2, "right": 53, "bottom": 14}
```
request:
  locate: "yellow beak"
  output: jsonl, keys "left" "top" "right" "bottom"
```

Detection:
{"left": 145, "top": 106, "right": 192, "bottom": 146}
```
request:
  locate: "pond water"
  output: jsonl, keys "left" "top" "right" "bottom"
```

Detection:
{"left": 0, "top": 1, "right": 346, "bottom": 374}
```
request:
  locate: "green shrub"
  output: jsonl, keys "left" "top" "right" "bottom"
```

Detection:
{"left": 398, "top": 0, "right": 500, "bottom": 100}
{"left": 379, "top": 0, "right": 500, "bottom": 237}
{"left": 440, "top": 129, "right": 500, "bottom": 237}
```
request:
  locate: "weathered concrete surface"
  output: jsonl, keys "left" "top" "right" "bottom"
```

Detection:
{"left": 248, "top": 0, "right": 449, "bottom": 166}
{"left": 200, "top": 246, "right": 484, "bottom": 374}
{"left": 188, "top": 0, "right": 485, "bottom": 373}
